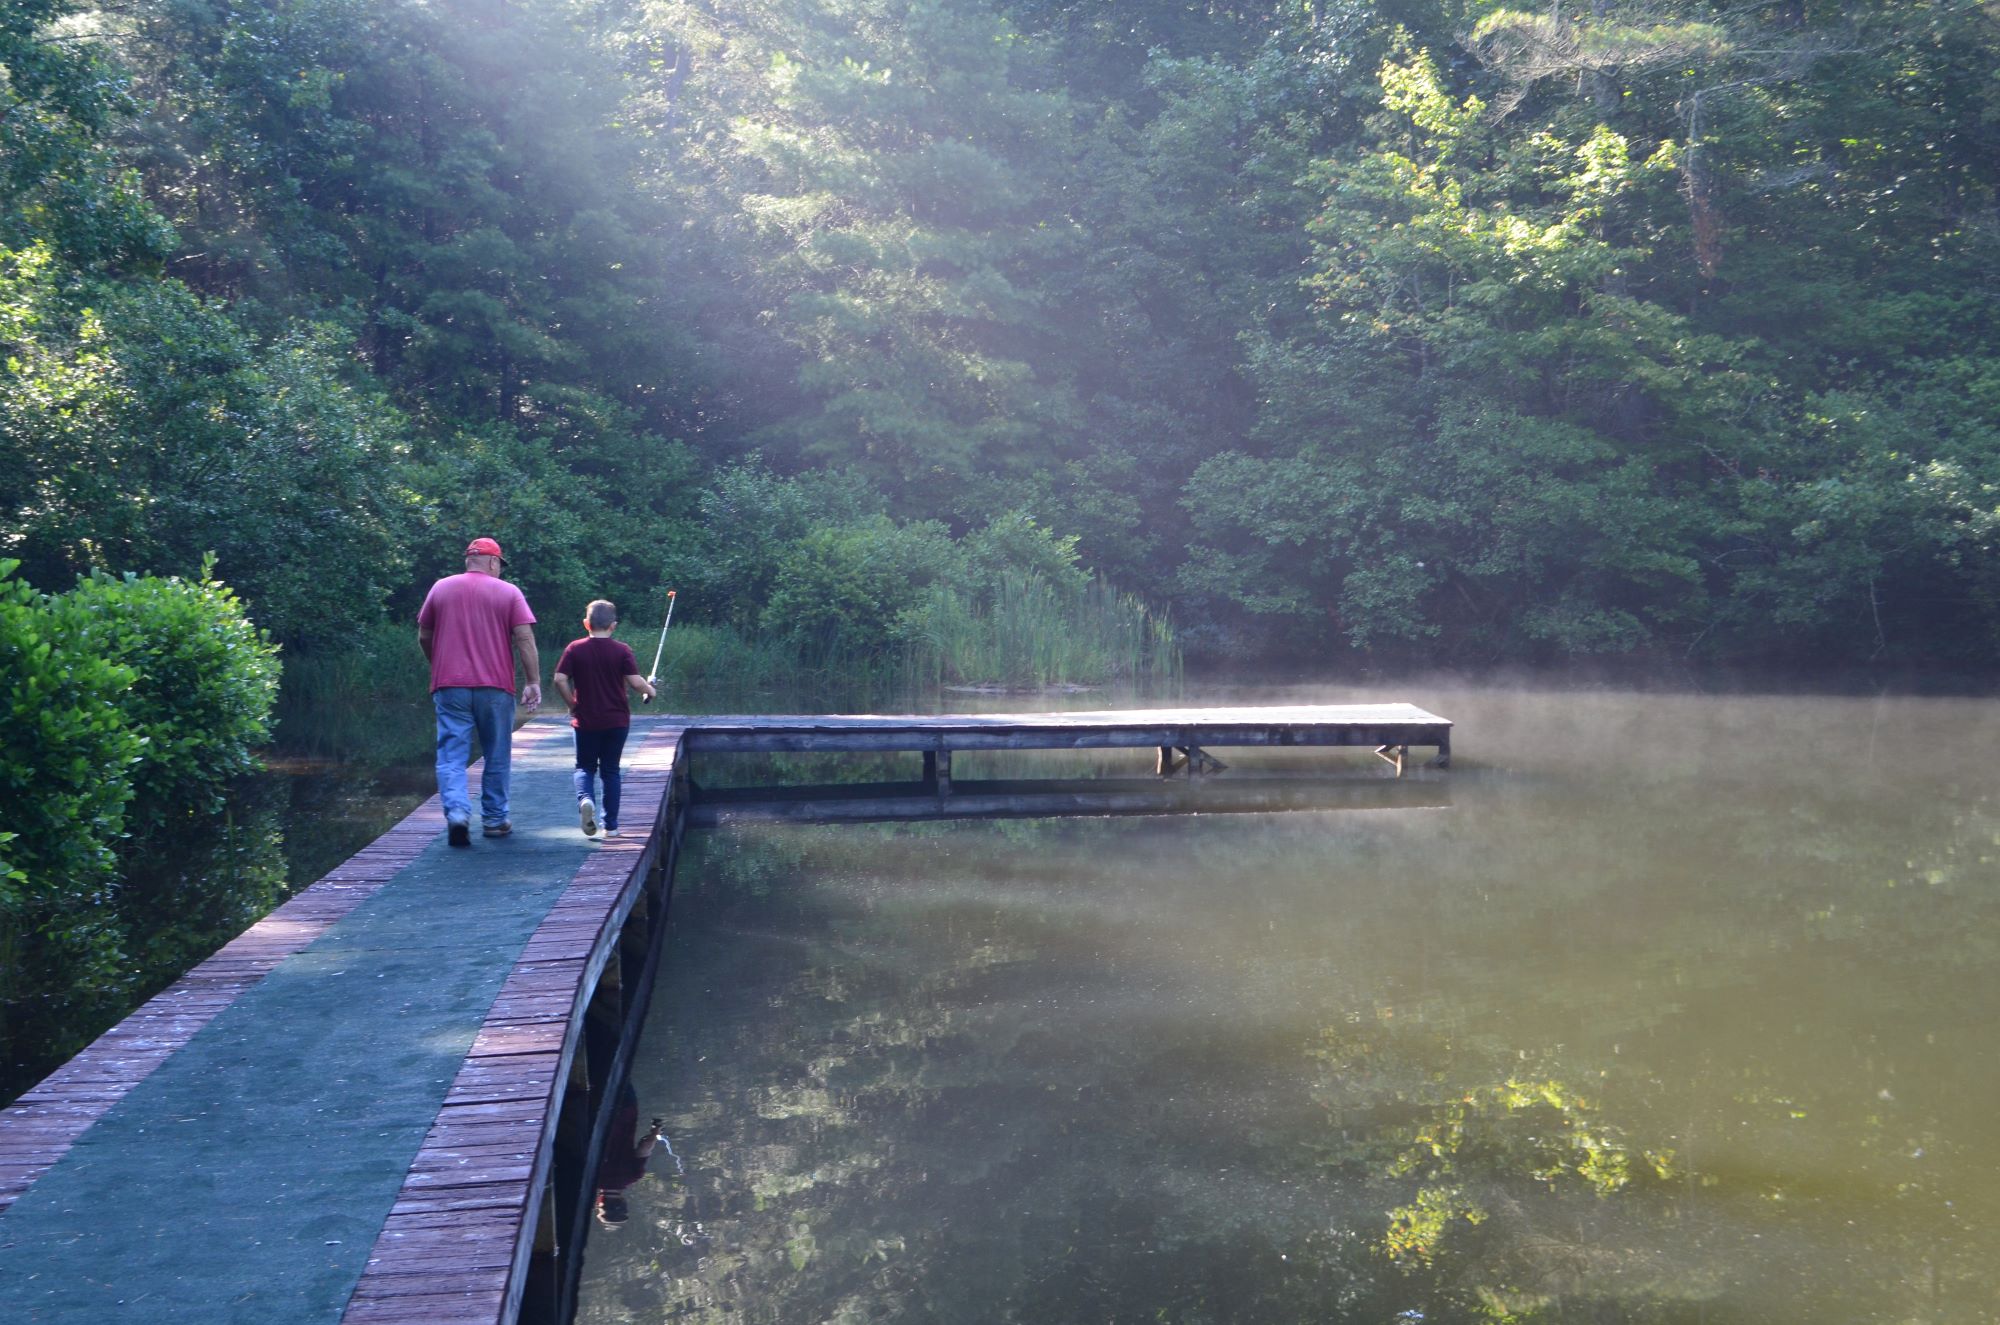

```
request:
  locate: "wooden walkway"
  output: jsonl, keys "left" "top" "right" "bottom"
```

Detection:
{"left": 682, "top": 702, "right": 1452, "bottom": 784}
{"left": 0, "top": 703, "right": 1448, "bottom": 1324}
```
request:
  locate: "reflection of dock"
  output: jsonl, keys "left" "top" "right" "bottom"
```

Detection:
{"left": 0, "top": 703, "right": 1451, "bottom": 1325}
{"left": 691, "top": 774, "right": 1451, "bottom": 826}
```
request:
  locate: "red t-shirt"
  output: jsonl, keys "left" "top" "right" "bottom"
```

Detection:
{"left": 417, "top": 571, "right": 536, "bottom": 693}
{"left": 556, "top": 636, "right": 641, "bottom": 730}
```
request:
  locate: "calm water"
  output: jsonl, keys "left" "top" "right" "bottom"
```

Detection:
{"left": 576, "top": 685, "right": 2000, "bottom": 1324}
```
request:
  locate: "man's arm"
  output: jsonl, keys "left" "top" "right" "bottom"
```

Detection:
{"left": 418, "top": 623, "right": 435, "bottom": 661}
{"left": 512, "top": 623, "right": 541, "bottom": 708}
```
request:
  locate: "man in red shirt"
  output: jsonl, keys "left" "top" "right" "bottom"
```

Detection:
{"left": 552, "top": 599, "right": 656, "bottom": 838}
{"left": 417, "top": 538, "right": 542, "bottom": 846}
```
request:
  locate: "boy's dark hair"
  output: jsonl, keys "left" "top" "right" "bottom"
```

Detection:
{"left": 586, "top": 599, "right": 617, "bottom": 630}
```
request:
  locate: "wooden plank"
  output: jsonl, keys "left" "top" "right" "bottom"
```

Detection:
{"left": 341, "top": 1288, "right": 507, "bottom": 1325}
{"left": 684, "top": 725, "right": 1451, "bottom": 754}
{"left": 681, "top": 715, "right": 1453, "bottom": 755}
{"left": 341, "top": 725, "right": 685, "bottom": 1325}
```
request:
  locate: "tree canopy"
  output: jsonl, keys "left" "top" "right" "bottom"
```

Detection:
{"left": 3, "top": 0, "right": 1996, "bottom": 671}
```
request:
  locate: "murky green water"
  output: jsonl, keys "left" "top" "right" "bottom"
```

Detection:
{"left": 576, "top": 686, "right": 2000, "bottom": 1324}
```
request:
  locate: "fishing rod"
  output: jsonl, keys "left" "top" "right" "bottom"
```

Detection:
{"left": 642, "top": 588, "right": 676, "bottom": 704}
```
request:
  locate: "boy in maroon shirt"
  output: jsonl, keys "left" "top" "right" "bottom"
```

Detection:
{"left": 551, "top": 600, "right": 657, "bottom": 837}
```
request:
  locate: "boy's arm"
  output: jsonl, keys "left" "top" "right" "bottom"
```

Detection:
{"left": 623, "top": 672, "right": 657, "bottom": 702}
{"left": 553, "top": 671, "right": 577, "bottom": 708}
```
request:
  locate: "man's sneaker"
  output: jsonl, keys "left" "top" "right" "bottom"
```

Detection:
{"left": 447, "top": 819, "right": 471, "bottom": 848}
{"left": 579, "top": 797, "right": 599, "bottom": 837}
{"left": 482, "top": 821, "right": 512, "bottom": 838}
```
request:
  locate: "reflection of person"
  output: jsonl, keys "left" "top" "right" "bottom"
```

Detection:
{"left": 417, "top": 538, "right": 541, "bottom": 846}
{"left": 552, "top": 600, "right": 655, "bottom": 839}
{"left": 595, "top": 1084, "right": 662, "bottom": 1227}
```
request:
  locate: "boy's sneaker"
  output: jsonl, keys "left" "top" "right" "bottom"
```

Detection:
{"left": 579, "top": 797, "right": 599, "bottom": 837}
{"left": 447, "top": 819, "right": 471, "bottom": 848}
{"left": 603, "top": 827, "right": 622, "bottom": 838}
{"left": 482, "top": 821, "right": 512, "bottom": 838}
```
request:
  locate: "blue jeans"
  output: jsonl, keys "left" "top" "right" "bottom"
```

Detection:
{"left": 573, "top": 726, "right": 629, "bottom": 830}
{"left": 434, "top": 687, "right": 515, "bottom": 826}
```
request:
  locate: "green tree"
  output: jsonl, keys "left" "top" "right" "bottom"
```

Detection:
{"left": 0, "top": 0, "right": 173, "bottom": 268}
{"left": 639, "top": 0, "right": 1086, "bottom": 517}
{"left": 0, "top": 244, "right": 415, "bottom": 646}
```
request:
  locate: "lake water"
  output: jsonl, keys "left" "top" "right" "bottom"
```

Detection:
{"left": 574, "top": 685, "right": 2000, "bottom": 1324}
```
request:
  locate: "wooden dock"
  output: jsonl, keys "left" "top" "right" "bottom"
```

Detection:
{"left": 0, "top": 702, "right": 1449, "bottom": 1324}
{"left": 681, "top": 702, "right": 1453, "bottom": 786}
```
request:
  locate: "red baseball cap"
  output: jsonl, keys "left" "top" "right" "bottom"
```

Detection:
{"left": 465, "top": 537, "right": 508, "bottom": 563}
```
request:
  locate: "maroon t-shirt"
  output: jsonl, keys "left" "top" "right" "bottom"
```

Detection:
{"left": 556, "top": 637, "right": 640, "bottom": 731}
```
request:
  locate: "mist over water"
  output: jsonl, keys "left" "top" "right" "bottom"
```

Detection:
{"left": 574, "top": 686, "right": 2000, "bottom": 1323}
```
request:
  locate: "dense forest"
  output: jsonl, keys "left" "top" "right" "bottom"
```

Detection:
{"left": 4, "top": 0, "right": 1999, "bottom": 671}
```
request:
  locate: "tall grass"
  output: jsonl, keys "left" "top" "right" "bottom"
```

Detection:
{"left": 903, "top": 573, "right": 1181, "bottom": 691}
{"left": 273, "top": 621, "right": 433, "bottom": 759}
{"left": 588, "top": 621, "right": 792, "bottom": 705}
{"left": 280, "top": 621, "right": 428, "bottom": 701}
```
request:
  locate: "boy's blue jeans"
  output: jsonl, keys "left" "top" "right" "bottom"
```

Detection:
{"left": 434, "top": 686, "right": 515, "bottom": 826}
{"left": 573, "top": 726, "right": 629, "bottom": 830}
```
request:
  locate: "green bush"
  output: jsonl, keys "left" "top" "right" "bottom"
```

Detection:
{"left": 760, "top": 517, "right": 961, "bottom": 665}
{"left": 679, "top": 460, "right": 885, "bottom": 633}
{"left": 960, "top": 512, "right": 1091, "bottom": 599}
{"left": 627, "top": 621, "right": 792, "bottom": 700}
{"left": 0, "top": 559, "right": 282, "bottom": 1094}
{"left": 50, "top": 558, "right": 282, "bottom": 835}
{"left": 0, "top": 560, "right": 142, "bottom": 1071}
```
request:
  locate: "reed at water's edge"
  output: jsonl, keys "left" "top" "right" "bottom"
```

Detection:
{"left": 900, "top": 574, "right": 1182, "bottom": 693}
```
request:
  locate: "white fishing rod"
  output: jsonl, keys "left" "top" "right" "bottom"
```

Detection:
{"left": 642, "top": 588, "right": 676, "bottom": 704}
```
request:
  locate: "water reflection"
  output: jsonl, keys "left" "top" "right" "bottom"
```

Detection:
{"left": 266, "top": 690, "right": 438, "bottom": 887}
{"left": 578, "top": 688, "right": 2000, "bottom": 1324}
{"left": 115, "top": 778, "right": 290, "bottom": 985}
{"left": 594, "top": 1081, "right": 673, "bottom": 1229}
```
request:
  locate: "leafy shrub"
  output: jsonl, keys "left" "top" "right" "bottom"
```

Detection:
{"left": 960, "top": 511, "right": 1091, "bottom": 599}
{"left": 49, "top": 558, "right": 281, "bottom": 834}
{"left": 1, "top": 559, "right": 282, "bottom": 1094}
{"left": 0, "top": 560, "right": 142, "bottom": 1072}
{"left": 760, "top": 517, "right": 962, "bottom": 665}
{"left": 680, "top": 460, "right": 884, "bottom": 633}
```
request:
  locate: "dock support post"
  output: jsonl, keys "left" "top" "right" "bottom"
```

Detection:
{"left": 1431, "top": 731, "right": 1451, "bottom": 769}
{"left": 922, "top": 748, "right": 952, "bottom": 796}
{"left": 521, "top": 1184, "right": 561, "bottom": 1321}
